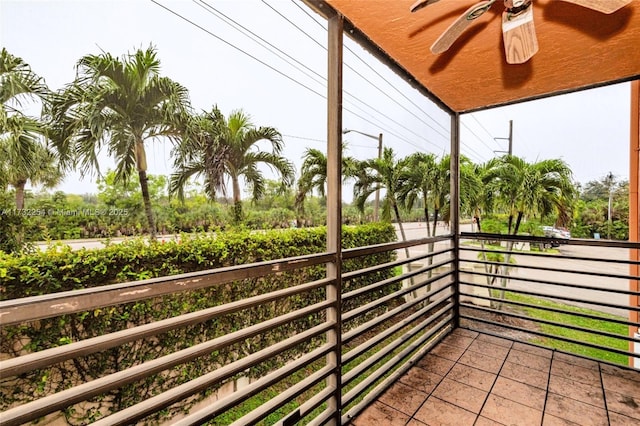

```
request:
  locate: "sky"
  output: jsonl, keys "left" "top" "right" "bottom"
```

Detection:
{"left": 0, "top": 0, "right": 632, "bottom": 200}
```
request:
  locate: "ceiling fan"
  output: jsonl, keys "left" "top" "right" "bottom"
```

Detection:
{"left": 410, "top": 0, "right": 632, "bottom": 64}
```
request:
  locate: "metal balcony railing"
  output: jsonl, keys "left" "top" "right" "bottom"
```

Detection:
{"left": 0, "top": 234, "right": 456, "bottom": 426}
{"left": 458, "top": 232, "right": 640, "bottom": 368}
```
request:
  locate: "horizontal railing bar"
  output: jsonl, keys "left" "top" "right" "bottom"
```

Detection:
{"left": 341, "top": 315, "right": 453, "bottom": 408}
{"left": 459, "top": 314, "right": 639, "bottom": 359}
{"left": 0, "top": 280, "right": 332, "bottom": 379}
{"left": 0, "top": 252, "right": 335, "bottom": 326}
{"left": 228, "top": 365, "right": 332, "bottom": 426}
{"left": 463, "top": 266, "right": 640, "bottom": 297}
{"left": 459, "top": 280, "right": 640, "bottom": 313}
{"left": 468, "top": 258, "right": 640, "bottom": 282}
{"left": 90, "top": 329, "right": 333, "bottom": 426}
{"left": 171, "top": 350, "right": 334, "bottom": 426}
{"left": 342, "top": 257, "right": 452, "bottom": 302}
{"left": 284, "top": 385, "right": 334, "bottom": 426}
{"left": 343, "top": 296, "right": 453, "bottom": 365}
{"left": 343, "top": 270, "right": 453, "bottom": 322}
{"left": 342, "top": 285, "right": 452, "bottom": 347}
{"left": 305, "top": 406, "right": 334, "bottom": 426}
{"left": 0, "top": 310, "right": 333, "bottom": 426}
{"left": 461, "top": 246, "right": 640, "bottom": 267}
{"left": 342, "top": 247, "right": 453, "bottom": 282}
{"left": 457, "top": 289, "right": 639, "bottom": 327}
{"left": 341, "top": 321, "right": 452, "bottom": 424}
{"left": 342, "top": 303, "right": 453, "bottom": 387}
{"left": 342, "top": 235, "right": 452, "bottom": 260}
{"left": 461, "top": 232, "right": 640, "bottom": 249}
{"left": 461, "top": 302, "right": 640, "bottom": 344}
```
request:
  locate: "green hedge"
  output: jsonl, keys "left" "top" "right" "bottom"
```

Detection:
{"left": 0, "top": 223, "right": 398, "bottom": 425}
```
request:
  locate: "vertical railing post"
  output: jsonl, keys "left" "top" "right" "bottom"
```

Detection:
{"left": 630, "top": 80, "right": 640, "bottom": 368}
{"left": 451, "top": 112, "right": 461, "bottom": 328}
{"left": 326, "top": 12, "right": 343, "bottom": 424}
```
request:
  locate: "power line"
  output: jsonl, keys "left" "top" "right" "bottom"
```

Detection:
{"left": 150, "top": 0, "right": 327, "bottom": 101}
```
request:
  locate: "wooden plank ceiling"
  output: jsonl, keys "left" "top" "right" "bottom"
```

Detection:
{"left": 308, "top": 0, "right": 640, "bottom": 113}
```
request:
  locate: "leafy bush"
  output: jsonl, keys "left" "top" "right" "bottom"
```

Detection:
{"left": 0, "top": 224, "right": 397, "bottom": 424}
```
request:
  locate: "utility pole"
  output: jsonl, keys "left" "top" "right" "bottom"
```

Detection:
{"left": 493, "top": 119, "right": 513, "bottom": 156}
{"left": 508, "top": 119, "right": 513, "bottom": 155}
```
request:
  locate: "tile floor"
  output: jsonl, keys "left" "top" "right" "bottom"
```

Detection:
{"left": 351, "top": 328, "right": 640, "bottom": 426}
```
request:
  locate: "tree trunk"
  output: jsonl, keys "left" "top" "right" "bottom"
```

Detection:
{"left": 15, "top": 180, "right": 26, "bottom": 210}
{"left": 432, "top": 208, "right": 439, "bottom": 237}
{"left": 231, "top": 175, "right": 242, "bottom": 224}
{"left": 423, "top": 206, "right": 431, "bottom": 237}
{"left": 138, "top": 170, "right": 157, "bottom": 240}
{"left": 394, "top": 202, "right": 416, "bottom": 290}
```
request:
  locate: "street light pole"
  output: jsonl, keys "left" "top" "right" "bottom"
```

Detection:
{"left": 342, "top": 129, "right": 383, "bottom": 221}
{"left": 607, "top": 172, "right": 614, "bottom": 239}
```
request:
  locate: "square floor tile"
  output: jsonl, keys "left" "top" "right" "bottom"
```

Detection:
{"left": 506, "top": 349, "right": 552, "bottom": 372}
{"left": 544, "top": 393, "right": 608, "bottom": 426}
{"left": 445, "top": 363, "right": 497, "bottom": 392}
{"left": 609, "top": 411, "right": 640, "bottom": 425}
{"left": 601, "top": 371, "right": 640, "bottom": 397}
{"left": 399, "top": 366, "right": 443, "bottom": 394}
{"left": 548, "top": 374, "right": 605, "bottom": 408}
{"left": 379, "top": 381, "right": 428, "bottom": 416}
{"left": 414, "top": 396, "right": 477, "bottom": 426}
{"left": 600, "top": 364, "right": 640, "bottom": 382}
{"left": 553, "top": 352, "right": 599, "bottom": 370}
{"left": 499, "top": 360, "right": 549, "bottom": 389}
{"left": 474, "top": 416, "right": 506, "bottom": 426}
{"left": 441, "top": 334, "right": 475, "bottom": 349}
{"left": 512, "top": 342, "right": 552, "bottom": 358}
{"left": 551, "top": 359, "right": 601, "bottom": 387}
{"left": 480, "top": 394, "right": 542, "bottom": 426}
{"left": 351, "top": 401, "right": 409, "bottom": 426}
{"left": 468, "top": 339, "right": 510, "bottom": 360}
{"left": 431, "top": 377, "right": 488, "bottom": 414}
{"left": 477, "top": 333, "right": 514, "bottom": 348}
{"left": 458, "top": 349, "right": 505, "bottom": 374}
{"left": 416, "top": 353, "right": 455, "bottom": 376}
{"left": 604, "top": 387, "right": 640, "bottom": 420}
{"left": 491, "top": 376, "right": 546, "bottom": 411}
{"left": 430, "top": 342, "right": 467, "bottom": 362}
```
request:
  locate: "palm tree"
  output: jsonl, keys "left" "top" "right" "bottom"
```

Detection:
{"left": 295, "top": 146, "right": 357, "bottom": 223}
{"left": 1, "top": 118, "right": 62, "bottom": 208}
{"left": 218, "top": 109, "right": 294, "bottom": 223}
{"left": 486, "top": 155, "right": 575, "bottom": 306}
{"left": 0, "top": 49, "right": 56, "bottom": 209}
{"left": 169, "top": 107, "right": 230, "bottom": 201}
{"left": 49, "top": 46, "right": 191, "bottom": 238}
{"left": 398, "top": 152, "right": 437, "bottom": 236}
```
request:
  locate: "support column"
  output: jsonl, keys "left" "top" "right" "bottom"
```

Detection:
{"left": 451, "top": 113, "right": 461, "bottom": 328}
{"left": 326, "top": 12, "right": 343, "bottom": 424}
{"left": 630, "top": 80, "right": 640, "bottom": 368}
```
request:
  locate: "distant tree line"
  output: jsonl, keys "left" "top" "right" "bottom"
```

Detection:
{"left": 0, "top": 45, "right": 629, "bottom": 254}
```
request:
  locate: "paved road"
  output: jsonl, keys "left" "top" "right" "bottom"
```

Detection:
{"left": 393, "top": 222, "right": 633, "bottom": 316}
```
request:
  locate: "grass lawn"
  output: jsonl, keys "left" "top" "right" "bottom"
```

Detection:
{"left": 503, "top": 292, "right": 629, "bottom": 365}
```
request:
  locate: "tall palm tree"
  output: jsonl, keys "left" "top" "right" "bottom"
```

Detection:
{"left": 486, "top": 155, "right": 575, "bottom": 306}
{"left": 49, "top": 46, "right": 191, "bottom": 238}
{"left": 295, "top": 146, "right": 357, "bottom": 222}
{"left": 169, "top": 107, "right": 230, "bottom": 201}
{"left": 398, "top": 152, "right": 437, "bottom": 236}
{"left": 0, "top": 49, "right": 56, "bottom": 209}
{"left": 1, "top": 117, "right": 62, "bottom": 208}
{"left": 218, "top": 109, "right": 294, "bottom": 223}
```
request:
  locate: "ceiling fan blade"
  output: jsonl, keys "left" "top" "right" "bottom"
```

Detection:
{"left": 410, "top": 0, "right": 442, "bottom": 13}
{"left": 502, "top": 4, "right": 539, "bottom": 64}
{"left": 559, "top": 0, "right": 631, "bottom": 14}
{"left": 431, "top": 0, "right": 496, "bottom": 54}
